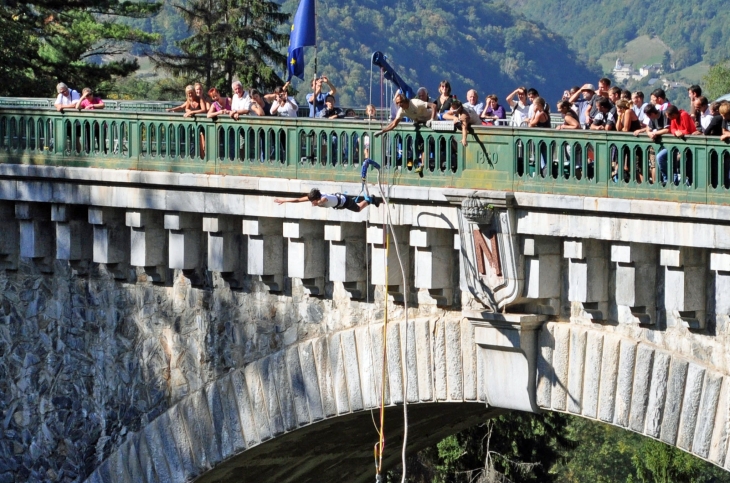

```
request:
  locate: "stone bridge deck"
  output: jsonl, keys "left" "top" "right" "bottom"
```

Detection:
{"left": 0, "top": 106, "right": 729, "bottom": 482}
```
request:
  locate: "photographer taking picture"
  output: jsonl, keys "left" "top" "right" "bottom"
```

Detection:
{"left": 306, "top": 74, "right": 336, "bottom": 117}
{"left": 270, "top": 85, "right": 298, "bottom": 117}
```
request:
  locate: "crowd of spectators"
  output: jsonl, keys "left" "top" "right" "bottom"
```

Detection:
{"left": 51, "top": 75, "right": 730, "bottom": 147}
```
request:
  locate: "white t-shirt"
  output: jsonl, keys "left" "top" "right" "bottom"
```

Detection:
{"left": 55, "top": 89, "right": 80, "bottom": 106}
{"left": 231, "top": 92, "right": 252, "bottom": 113}
{"left": 271, "top": 98, "right": 298, "bottom": 117}
{"left": 319, "top": 193, "right": 339, "bottom": 208}
{"left": 510, "top": 102, "right": 529, "bottom": 127}
{"left": 395, "top": 99, "right": 432, "bottom": 123}
{"left": 700, "top": 108, "right": 713, "bottom": 131}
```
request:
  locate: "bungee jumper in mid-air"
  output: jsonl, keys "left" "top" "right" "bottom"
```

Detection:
{"left": 274, "top": 159, "right": 382, "bottom": 212}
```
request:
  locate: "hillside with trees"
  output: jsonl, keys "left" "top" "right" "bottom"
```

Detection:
{"left": 508, "top": 0, "right": 730, "bottom": 70}
{"left": 275, "top": 0, "right": 598, "bottom": 105}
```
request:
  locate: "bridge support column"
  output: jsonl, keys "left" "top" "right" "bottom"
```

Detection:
{"left": 0, "top": 202, "right": 18, "bottom": 270}
{"left": 164, "top": 212, "right": 204, "bottom": 285}
{"left": 243, "top": 217, "right": 284, "bottom": 292}
{"left": 467, "top": 310, "right": 545, "bottom": 412}
{"left": 410, "top": 228, "right": 453, "bottom": 306}
{"left": 610, "top": 243, "right": 657, "bottom": 325}
{"left": 16, "top": 202, "right": 53, "bottom": 271}
{"left": 53, "top": 204, "right": 91, "bottom": 273}
{"left": 367, "top": 224, "right": 410, "bottom": 302}
{"left": 522, "top": 236, "right": 561, "bottom": 314}
{"left": 127, "top": 210, "right": 167, "bottom": 283}
{"left": 89, "top": 207, "right": 130, "bottom": 279}
{"left": 711, "top": 252, "right": 730, "bottom": 331}
{"left": 325, "top": 222, "right": 366, "bottom": 299}
{"left": 659, "top": 247, "right": 707, "bottom": 329}
{"left": 204, "top": 215, "right": 244, "bottom": 288}
{"left": 283, "top": 220, "right": 325, "bottom": 295}
{"left": 564, "top": 239, "right": 608, "bottom": 321}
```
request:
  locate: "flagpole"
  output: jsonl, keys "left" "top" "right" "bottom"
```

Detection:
{"left": 313, "top": 0, "right": 318, "bottom": 84}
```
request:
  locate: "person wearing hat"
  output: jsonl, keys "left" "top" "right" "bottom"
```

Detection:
{"left": 54, "top": 83, "right": 81, "bottom": 112}
{"left": 568, "top": 83, "right": 596, "bottom": 127}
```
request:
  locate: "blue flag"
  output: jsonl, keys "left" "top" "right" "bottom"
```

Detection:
{"left": 287, "top": 0, "right": 316, "bottom": 80}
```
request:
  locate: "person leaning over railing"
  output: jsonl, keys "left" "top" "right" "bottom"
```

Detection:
{"left": 194, "top": 83, "right": 212, "bottom": 111}
{"left": 555, "top": 100, "right": 579, "bottom": 130}
{"left": 54, "top": 83, "right": 80, "bottom": 112}
{"left": 718, "top": 103, "right": 730, "bottom": 142}
{"left": 443, "top": 99, "right": 481, "bottom": 147}
{"left": 166, "top": 85, "right": 207, "bottom": 118}
{"left": 207, "top": 88, "right": 232, "bottom": 119}
{"left": 77, "top": 88, "right": 104, "bottom": 110}
{"left": 634, "top": 104, "right": 670, "bottom": 185}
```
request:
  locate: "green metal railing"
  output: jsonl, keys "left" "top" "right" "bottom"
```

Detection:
{"left": 1, "top": 106, "right": 729, "bottom": 205}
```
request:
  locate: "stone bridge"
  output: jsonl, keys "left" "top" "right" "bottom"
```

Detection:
{"left": 1, "top": 106, "right": 730, "bottom": 482}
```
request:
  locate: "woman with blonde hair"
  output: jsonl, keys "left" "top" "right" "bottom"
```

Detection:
{"left": 615, "top": 99, "right": 642, "bottom": 132}
{"left": 166, "top": 85, "right": 207, "bottom": 118}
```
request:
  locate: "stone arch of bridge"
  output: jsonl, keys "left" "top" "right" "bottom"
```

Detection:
{"left": 84, "top": 321, "right": 730, "bottom": 483}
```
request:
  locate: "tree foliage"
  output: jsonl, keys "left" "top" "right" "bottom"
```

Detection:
{"left": 510, "top": 0, "right": 730, "bottom": 68}
{"left": 401, "top": 413, "right": 730, "bottom": 483}
{"left": 0, "top": 0, "right": 161, "bottom": 96}
{"left": 152, "top": 0, "right": 290, "bottom": 92}
{"left": 703, "top": 61, "right": 730, "bottom": 101}
{"left": 277, "top": 0, "right": 599, "bottom": 106}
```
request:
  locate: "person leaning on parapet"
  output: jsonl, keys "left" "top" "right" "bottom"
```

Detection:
{"left": 274, "top": 188, "right": 381, "bottom": 212}
{"left": 650, "top": 88, "right": 670, "bottom": 112}
{"left": 634, "top": 104, "right": 670, "bottom": 184}
{"left": 688, "top": 84, "right": 703, "bottom": 131}
{"left": 720, "top": 103, "right": 730, "bottom": 142}
{"left": 632, "top": 91, "right": 648, "bottom": 125}
{"left": 307, "top": 75, "right": 336, "bottom": 118}
{"left": 555, "top": 101, "right": 580, "bottom": 130}
{"left": 270, "top": 87, "right": 298, "bottom": 117}
{"left": 443, "top": 99, "right": 481, "bottom": 146}
{"left": 207, "top": 87, "right": 232, "bottom": 119}
{"left": 77, "top": 88, "right": 104, "bottom": 110}
{"left": 665, "top": 105, "right": 697, "bottom": 140}
{"left": 374, "top": 92, "right": 437, "bottom": 134}
{"left": 54, "top": 83, "right": 80, "bottom": 112}
{"left": 194, "top": 83, "right": 212, "bottom": 110}
{"left": 568, "top": 84, "right": 596, "bottom": 127}
{"left": 229, "top": 81, "right": 253, "bottom": 120}
{"left": 166, "top": 85, "right": 207, "bottom": 118}
{"left": 464, "top": 89, "right": 484, "bottom": 117}
{"left": 527, "top": 97, "right": 551, "bottom": 128}
{"left": 249, "top": 90, "right": 268, "bottom": 116}
{"left": 505, "top": 86, "right": 530, "bottom": 127}
{"left": 435, "top": 80, "right": 454, "bottom": 118}
{"left": 589, "top": 99, "right": 615, "bottom": 131}
{"left": 481, "top": 95, "right": 506, "bottom": 125}
{"left": 316, "top": 95, "right": 345, "bottom": 119}
{"left": 691, "top": 96, "right": 721, "bottom": 136}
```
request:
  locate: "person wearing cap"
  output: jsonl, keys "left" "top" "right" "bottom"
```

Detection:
{"left": 54, "top": 83, "right": 81, "bottom": 112}
{"left": 568, "top": 84, "right": 596, "bottom": 127}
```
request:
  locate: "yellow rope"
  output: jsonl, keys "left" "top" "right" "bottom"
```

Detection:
{"left": 375, "top": 224, "right": 389, "bottom": 475}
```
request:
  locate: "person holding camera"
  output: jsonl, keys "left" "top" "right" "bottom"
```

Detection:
{"left": 306, "top": 75, "right": 336, "bottom": 117}
{"left": 270, "top": 86, "right": 298, "bottom": 117}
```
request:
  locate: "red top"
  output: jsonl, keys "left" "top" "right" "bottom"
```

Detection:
{"left": 670, "top": 110, "right": 697, "bottom": 136}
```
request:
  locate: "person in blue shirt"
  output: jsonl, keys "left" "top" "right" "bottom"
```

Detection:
{"left": 306, "top": 75, "right": 336, "bottom": 117}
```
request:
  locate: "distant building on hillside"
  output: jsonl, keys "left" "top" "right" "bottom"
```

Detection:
{"left": 613, "top": 58, "right": 648, "bottom": 82}
{"left": 639, "top": 63, "right": 663, "bottom": 78}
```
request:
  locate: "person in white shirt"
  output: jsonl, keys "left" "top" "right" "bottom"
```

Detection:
{"left": 54, "top": 83, "right": 80, "bottom": 112}
{"left": 505, "top": 87, "right": 530, "bottom": 127}
{"left": 270, "top": 88, "right": 298, "bottom": 117}
{"left": 694, "top": 96, "right": 713, "bottom": 132}
{"left": 274, "top": 188, "right": 380, "bottom": 212}
{"left": 229, "top": 81, "right": 253, "bottom": 120}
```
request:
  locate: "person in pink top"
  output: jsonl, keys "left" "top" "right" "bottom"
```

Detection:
{"left": 206, "top": 87, "right": 232, "bottom": 119}
{"left": 77, "top": 88, "right": 105, "bottom": 110}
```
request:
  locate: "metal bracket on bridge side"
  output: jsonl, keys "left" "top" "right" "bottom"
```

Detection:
{"left": 465, "top": 310, "right": 547, "bottom": 413}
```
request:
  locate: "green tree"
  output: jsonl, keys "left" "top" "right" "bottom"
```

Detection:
{"left": 703, "top": 61, "right": 730, "bottom": 100}
{"left": 0, "top": 0, "right": 161, "bottom": 96}
{"left": 152, "top": 0, "right": 289, "bottom": 92}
